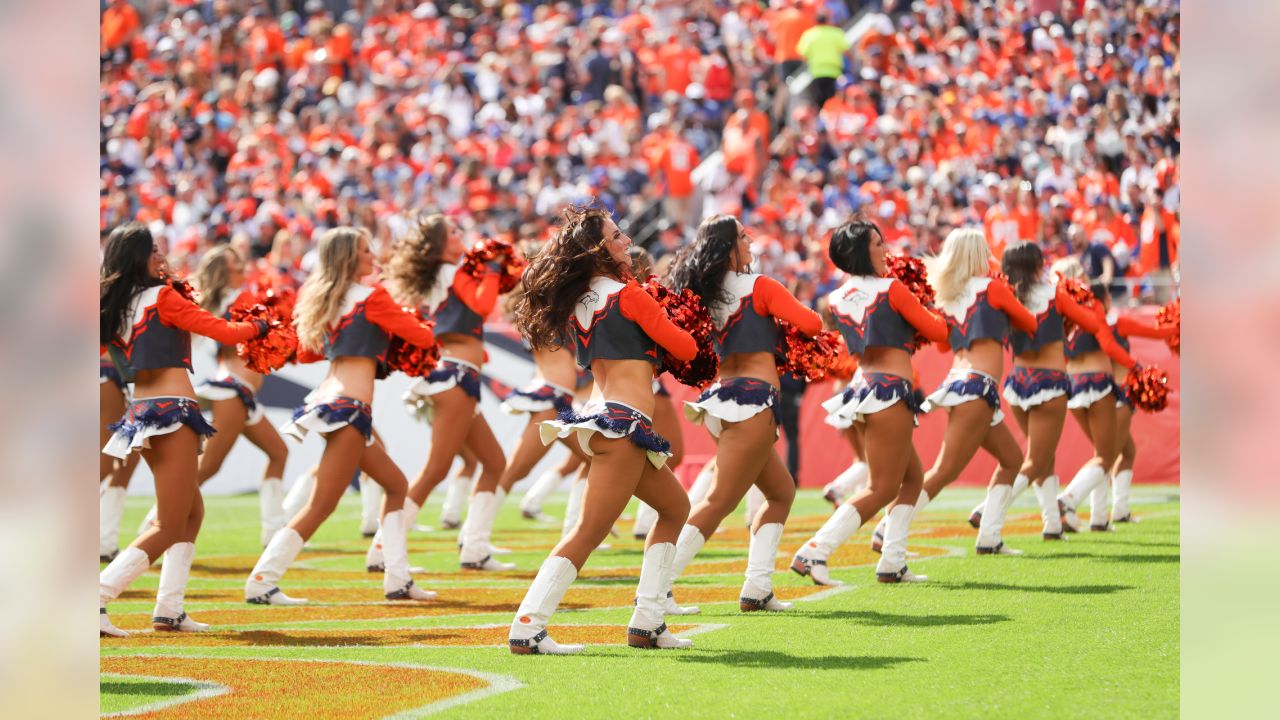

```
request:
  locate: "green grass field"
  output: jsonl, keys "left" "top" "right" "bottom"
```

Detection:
{"left": 100, "top": 485, "right": 1179, "bottom": 718}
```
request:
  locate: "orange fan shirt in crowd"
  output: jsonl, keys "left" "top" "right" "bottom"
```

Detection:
{"left": 765, "top": 6, "right": 815, "bottom": 63}
{"left": 659, "top": 137, "right": 699, "bottom": 199}
{"left": 983, "top": 205, "right": 1021, "bottom": 260}
{"left": 1136, "top": 206, "right": 1179, "bottom": 274}
{"left": 657, "top": 40, "right": 702, "bottom": 95}
{"left": 101, "top": 1, "right": 140, "bottom": 53}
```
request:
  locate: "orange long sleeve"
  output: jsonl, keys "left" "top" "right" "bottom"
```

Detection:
{"left": 156, "top": 286, "right": 262, "bottom": 344}
{"left": 988, "top": 278, "right": 1038, "bottom": 334}
{"left": 451, "top": 268, "right": 501, "bottom": 318}
{"left": 888, "top": 280, "right": 949, "bottom": 343}
{"left": 1054, "top": 286, "right": 1103, "bottom": 335}
{"left": 753, "top": 276, "right": 823, "bottom": 337}
{"left": 619, "top": 282, "right": 698, "bottom": 362}
{"left": 1114, "top": 316, "right": 1178, "bottom": 340}
{"left": 364, "top": 285, "right": 436, "bottom": 348}
{"left": 1074, "top": 301, "right": 1137, "bottom": 369}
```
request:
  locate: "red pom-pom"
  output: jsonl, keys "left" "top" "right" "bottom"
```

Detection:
{"left": 167, "top": 276, "right": 201, "bottom": 304}
{"left": 460, "top": 238, "right": 527, "bottom": 294}
{"left": 1057, "top": 276, "right": 1096, "bottom": 335}
{"left": 230, "top": 290, "right": 299, "bottom": 373}
{"left": 885, "top": 253, "right": 938, "bottom": 349}
{"left": 827, "top": 337, "right": 859, "bottom": 382}
{"left": 1156, "top": 298, "right": 1180, "bottom": 354}
{"left": 777, "top": 323, "right": 843, "bottom": 382}
{"left": 1124, "top": 365, "right": 1171, "bottom": 413}
{"left": 641, "top": 278, "right": 719, "bottom": 389}
{"left": 384, "top": 306, "right": 441, "bottom": 378}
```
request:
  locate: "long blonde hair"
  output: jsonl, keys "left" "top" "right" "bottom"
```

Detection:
{"left": 194, "top": 245, "right": 242, "bottom": 314}
{"left": 295, "top": 227, "right": 366, "bottom": 353}
{"left": 928, "top": 227, "right": 993, "bottom": 304}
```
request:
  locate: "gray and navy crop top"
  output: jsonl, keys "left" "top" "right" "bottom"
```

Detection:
{"left": 827, "top": 276, "right": 948, "bottom": 355}
{"left": 937, "top": 276, "right": 1037, "bottom": 352}
{"left": 298, "top": 284, "right": 435, "bottom": 363}
{"left": 111, "top": 282, "right": 262, "bottom": 381}
{"left": 709, "top": 272, "right": 823, "bottom": 358}
{"left": 571, "top": 276, "right": 698, "bottom": 369}
{"left": 420, "top": 263, "right": 501, "bottom": 340}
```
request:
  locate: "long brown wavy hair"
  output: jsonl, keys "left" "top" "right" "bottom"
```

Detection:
{"left": 511, "top": 205, "right": 629, "bottom": 351}
{"left": 384, "top": 213, "right": 448, "bottom": 306}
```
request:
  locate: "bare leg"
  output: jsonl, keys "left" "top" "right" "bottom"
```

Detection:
{"left": 196, "top": 398, "right": 247, "bottom": 485}
{"left": 132, "top": 428, "right": 202, "bottom": 562}
{"left": 407, "top": 388, "right": 477, "bottom": 505}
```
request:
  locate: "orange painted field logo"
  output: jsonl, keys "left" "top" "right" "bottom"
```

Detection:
{"left": 100, "top": 655, "right": 517, "bottom": 719}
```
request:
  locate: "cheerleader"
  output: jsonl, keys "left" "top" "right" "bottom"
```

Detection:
{"left": 392, "top": 215, "right": 512, "bottom": 572}
{"left": 790, "top": 219, "right": 948, "bottom": 586}
{"left": 100, "top": 348, "right": 140, "bottom": 562}
{"left": 1104, "top": 287, "right": 1176, "bottom": 522}
{"left": 507, "top": 206, "right": 697, "bottom": 654}
{"left": 666, "top": 214, "right": 823, "bottom": 613}
{"left": 99, "top": 223, "right": 268, "bottom": 636}
{"left": 186, "top": 246, "right": 289, "bottom": 546}
{"left": 875, "top": 228, "right": 1037, "bottom": 577}
{"left": 244, "top": 227, "right": 437, "bottom": 605}
{"left": 967, "top": 242, "right": 1137, "bottom": 540}
{"left": 1053, "top": 269, "right": 1144, "bottom": 532}
{"left": 625, "top": 247, "right": 686, "bottom": 540}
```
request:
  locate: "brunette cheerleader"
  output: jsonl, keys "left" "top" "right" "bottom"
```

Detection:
{"left": 790, "top": 219, "right": 948, "bottom": 586}
{"left": 99, "top": 223, "right": 269, "bottom": 636}
{"left": 1054, "top": 271, "right": 1145, "bottom": 532}
{"left": 665, "top": 214, "right": 823, "bottom": 613}
{"left": 624, "top": 247, "right": 687, "bottom": 540}
{"left": 967, "top": 243, "right": 1138, "bottom": 540}
{"left": 244, "top": 227, "right": 437, "bottom": 605}
{"left": 100, "top": 348, "right": 140, "bottom": 562}
{"left": 874, "top": 228, "right": 1037, "bottom": 577}
{"left": 507, "top": 206, "right": 697, "bottom": 654}
{"left": 393, "top": 215, "right": 513, "bottom": 572}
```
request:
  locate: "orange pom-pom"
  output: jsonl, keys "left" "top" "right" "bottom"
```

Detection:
{"left": 641, "top": 278, "right": 719, "bottom": 389}
{"left": 1124, "top": 365, "right": 1171, "bottom": 413}
{"left": 1156, "top": 298, "right": 1180, "bottom": 354}
{"left": 1057, "top": 277, "right": 1096, "bottom": 335}
{"left": 230, "top": 289, "right": 298, "bottom": 373}
{"left": 885, "top": 253, "right": 937, "bottom": 349}
{"left": 384, "top": 306, "right": 441, "bottom": 378}
{"left": 460, "top": 238, "right": 527, "bottom": 293}
{"left": 777, "top": 323, "right": 842, "bottom": 382}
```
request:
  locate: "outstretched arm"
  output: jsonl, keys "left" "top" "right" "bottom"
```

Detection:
{"left": 365, "top": 285, "right": 436, "bottom": 348}
{"left": 156, "top": 286, "right": 264, "bottom": 344}
{"left": 888, "top": 280, "right": 949, "bottom": 342}
{"left": 988, "top": 278, "right": 1038, "bottom": 334}
{"left": 619, "top": 282, "right": 698, "bottom": 362}
{"left": 753, "top": 276, "right": 823, "bottom": 337}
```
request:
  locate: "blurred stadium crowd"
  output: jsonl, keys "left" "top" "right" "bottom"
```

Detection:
{"left": 101, "top": 0, "right": 1180, "bottom": 305}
